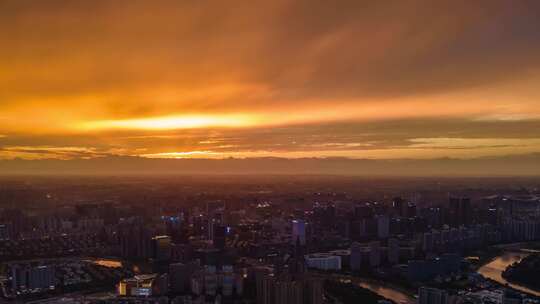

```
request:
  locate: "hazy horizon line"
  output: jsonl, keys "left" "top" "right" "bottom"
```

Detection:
{"left": 1, "top": 153, "right": 539, "bottom": 177}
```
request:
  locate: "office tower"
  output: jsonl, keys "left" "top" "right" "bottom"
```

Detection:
{"left": 350, "top": 242, "right": 362, "bottom": 271}
{"left": 274, "top": 280, "right": 303, "bottom": 304}
{"left": 152, "top": 235, "right": 172, "bottom": 261}
{"left": 377, "top": 215, "right": 390, "bottom": 239}
{"left": 449, "top": 197, "right": 472, "bottom": 227}
{"left": 169, "top": 261, "right": 200, "bottom": 294}
{"left": 222, "top": 265, "right": 235, "bottom": 297}
{"left": 11, "top": 264, "right": 55, "bottom": 291}
{"left": 204, "top": 267, "right": 218, "bottom": 296}
{"left": 0, "top": 223, "right": 12, "bottom": 240}
{"left": 355, "top": 204, "right": 374, "bottom": 219}
{"left": 486, "top": 204, "right": 500, "bottom": 226}
{"left": 208, "top": 218, "right": 217, "bottom": 240}
{"left": 151, "top": 273, "right": 169, "bottom": 296}
{"left": 212, "top": 224, "right": 226, "bottom": 249}
{"left": 337, "top": 220, "right": 350, "bottom": 239}
{"left": 119, "top": 223, "right": 156, "bottom": 259}
{"left": 406, "top": 203, "right": 417, "bottom": 218}
{"left": 1, "top": 209, "right": 26, "bottom": 239}
{"left": 257, "top": 273, "right": 276, "bottom": 304}
{"left": 423, "top": 232, "right": 434, "bottom": 253}
{"left": 418, "top": 287, "right": 448, "bottom": 304}
{"left": 369, "top": 241, "right": 381, "bottom": 267}
{"left": 292, "top": 219, "right": 306, "bottom": 245}
{"left": 388, "top": 238, "right": 400, "bottom": 264}
{"left": 11, "top": 265, "right": 30, "bottom": 290}
{"left": 392, "top": 197, "right": 404, "bottom": 216}
{"left": 235, "top": 273, "right": 244, "bottom": 296}
{"left": 305, "top": 253, "right": 342, "bottom": 270}
{"left": 190, "top": 271, "right": 204, "bottom": 296}
{"left": 289, "top": 237, "right": 307, "bottom": 276}
{"left": 503, "top": 290, "right": 522, "bottom": 304}
{"left": 306, "top": 278, "right": 324, "bottom": 304}
{"left": 359, "top": 217, "right": 378, "bottom": 238}
{"left": 256, "top": 272, "right": 322, "bottom": 304}
{"left": 31, "top": 265, "right": 55, "bottom": 290}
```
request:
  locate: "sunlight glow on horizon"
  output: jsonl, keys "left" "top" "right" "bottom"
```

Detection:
{"left": 78, "top": 114, "right": 260, "bottom": 131}
{"left": 1, "top": 1, "right": 540, "bottom": 165}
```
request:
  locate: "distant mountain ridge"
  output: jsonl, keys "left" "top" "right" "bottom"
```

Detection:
{"left": 1, "top": 154, "right": 539, "bottom": 176}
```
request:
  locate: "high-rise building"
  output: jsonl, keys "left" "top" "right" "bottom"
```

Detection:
{"left": 392, "top": 197, "right": 404, "bottom": 216}
{"left": 292, "top": 220, "right": 306, "bottom": 245}
{"left": 369, "top": 241, "right": 381, "bottom": 267}
{"left": 449, "top": 197, "right": 472, "bottom": 227}
{"left": 376, "top": 215, "right": 390, "bottom": 239}
{"left": 306, "top": 278, "right": 324, "bottom": 304}
{"left": 350, "top": 242, "right": 362, "bottom": 271}
{"left": 151, "top": 273, "right": 169, "bottom": 296}
{"left": 254, "top": 268, "right": 274, "bottom": 304}
{"left": 11, "top": 264, "right": 55, "bottom": 291}
{"left": 418, "top": 287, "right": 448, "bottom": 304}
{"left": 222, "top": 265, "right": 235, "bottom": 297}
{"left": 152, "top": 235, "right": 172, "bottom": 261}
{"left": 169, "top": 261, "right": 200, "bottom": 294}
{"left": 257, "top": 273, "right": 276, "bottom": 304}
{"left": 204, "top": 268, "right": 218, "bottom": 296}
{"left": 313, "top": 204, "right": 335, "bottom": 230}
{"left": 355, "top": 204, "right": 374, "bottom": 219}
{"left": 10, "top": 265, "right": 26, "bottom": 291}
{"left": 256, "top": 273, "right": 322, "bottom": 304}
{"left": 406, "top": 203, "right": 417, "bottom": 218}
{"left": 503, "top": 290, "right": 522, "bottom": 304}
{"left": 289, "top": 238, "right": 307, "bottom": 277}
{"left": 30, "top": 265, "right": 56, "bottom": 290}
{"left": 388, "top": 238, "right": 400, "bottom": 265}
{"left": 0, "top": 223, "right": 12, "bottom": 240}
{"left": 275, "top": 280, "right": 303, "bottom": 304}
{"left": 305, "top": 253, "right": 342, "bottom": 271}
{"left": 423, "top": 232, "right": 434, "bottom": 253}
{"left": 212, "top": 224, "right": 227, "bottom": 249}
{"left": 119, "top": 223, "right": 156, "bottom": 259}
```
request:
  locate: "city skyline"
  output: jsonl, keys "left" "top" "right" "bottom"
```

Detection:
{"left": 2, "top": 0, "right": 540, "bottom": 168}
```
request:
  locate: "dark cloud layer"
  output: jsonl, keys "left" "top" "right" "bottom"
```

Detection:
{"left": 2, "top": 118, "right": 540, "bottom": 158}
{"left": 1, "top": 0, "right": 540, "bottom": 168}
{"left": 1, "top": 0, "right": 540, "bottom": 110}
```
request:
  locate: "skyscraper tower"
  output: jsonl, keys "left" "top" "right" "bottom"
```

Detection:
{"left": 292, "top": 219, "right": 306, "bottom": 245}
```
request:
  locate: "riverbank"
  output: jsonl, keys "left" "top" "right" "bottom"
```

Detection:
{"left": 320, "top": 272, "right": 416, "bottom": 304}
{"left": 325, "top": 280, "right": 390, "bottom": 304}
{"left": 502, "top": 253, "right": 540, "bottom": 292}
{"left": 477, "top": 251, "right": 540, "bottom": 297}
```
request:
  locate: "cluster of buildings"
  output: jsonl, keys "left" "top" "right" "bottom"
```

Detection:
{"left": 417, "top": 286, "right": 537, "bottom": 304}
{"left": 7, "top": 259, "right": 132, "bottom": 298}
{"left": 2, "top": 187, "right": 540, "bottom": 303}
{"left": 10, "top": 263, "right": 56, "bottom": 294}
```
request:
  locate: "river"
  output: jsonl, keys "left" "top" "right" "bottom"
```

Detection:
{"left": 477, "top": 251, "right": 540, "bottom": 297}
{"left": 357, "top": 279, "right": 415, "bottom": 304}
{"left": 347, "top": 248, "right": 540, "bottom": 303}
{"left": 328, "top": 273, "right": 415, "bottom": 304}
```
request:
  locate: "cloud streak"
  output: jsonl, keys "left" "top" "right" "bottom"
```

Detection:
{"left": 0, "top": 0, "right": 540, "bottom": 164}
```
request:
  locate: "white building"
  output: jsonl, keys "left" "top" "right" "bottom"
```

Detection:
{"left": 305, "top": 253, "right": 342, "bottom": 271}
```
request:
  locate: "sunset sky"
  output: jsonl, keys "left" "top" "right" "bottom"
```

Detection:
{"left": 1, "top": 0, "right": 540, "bottom": 161}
